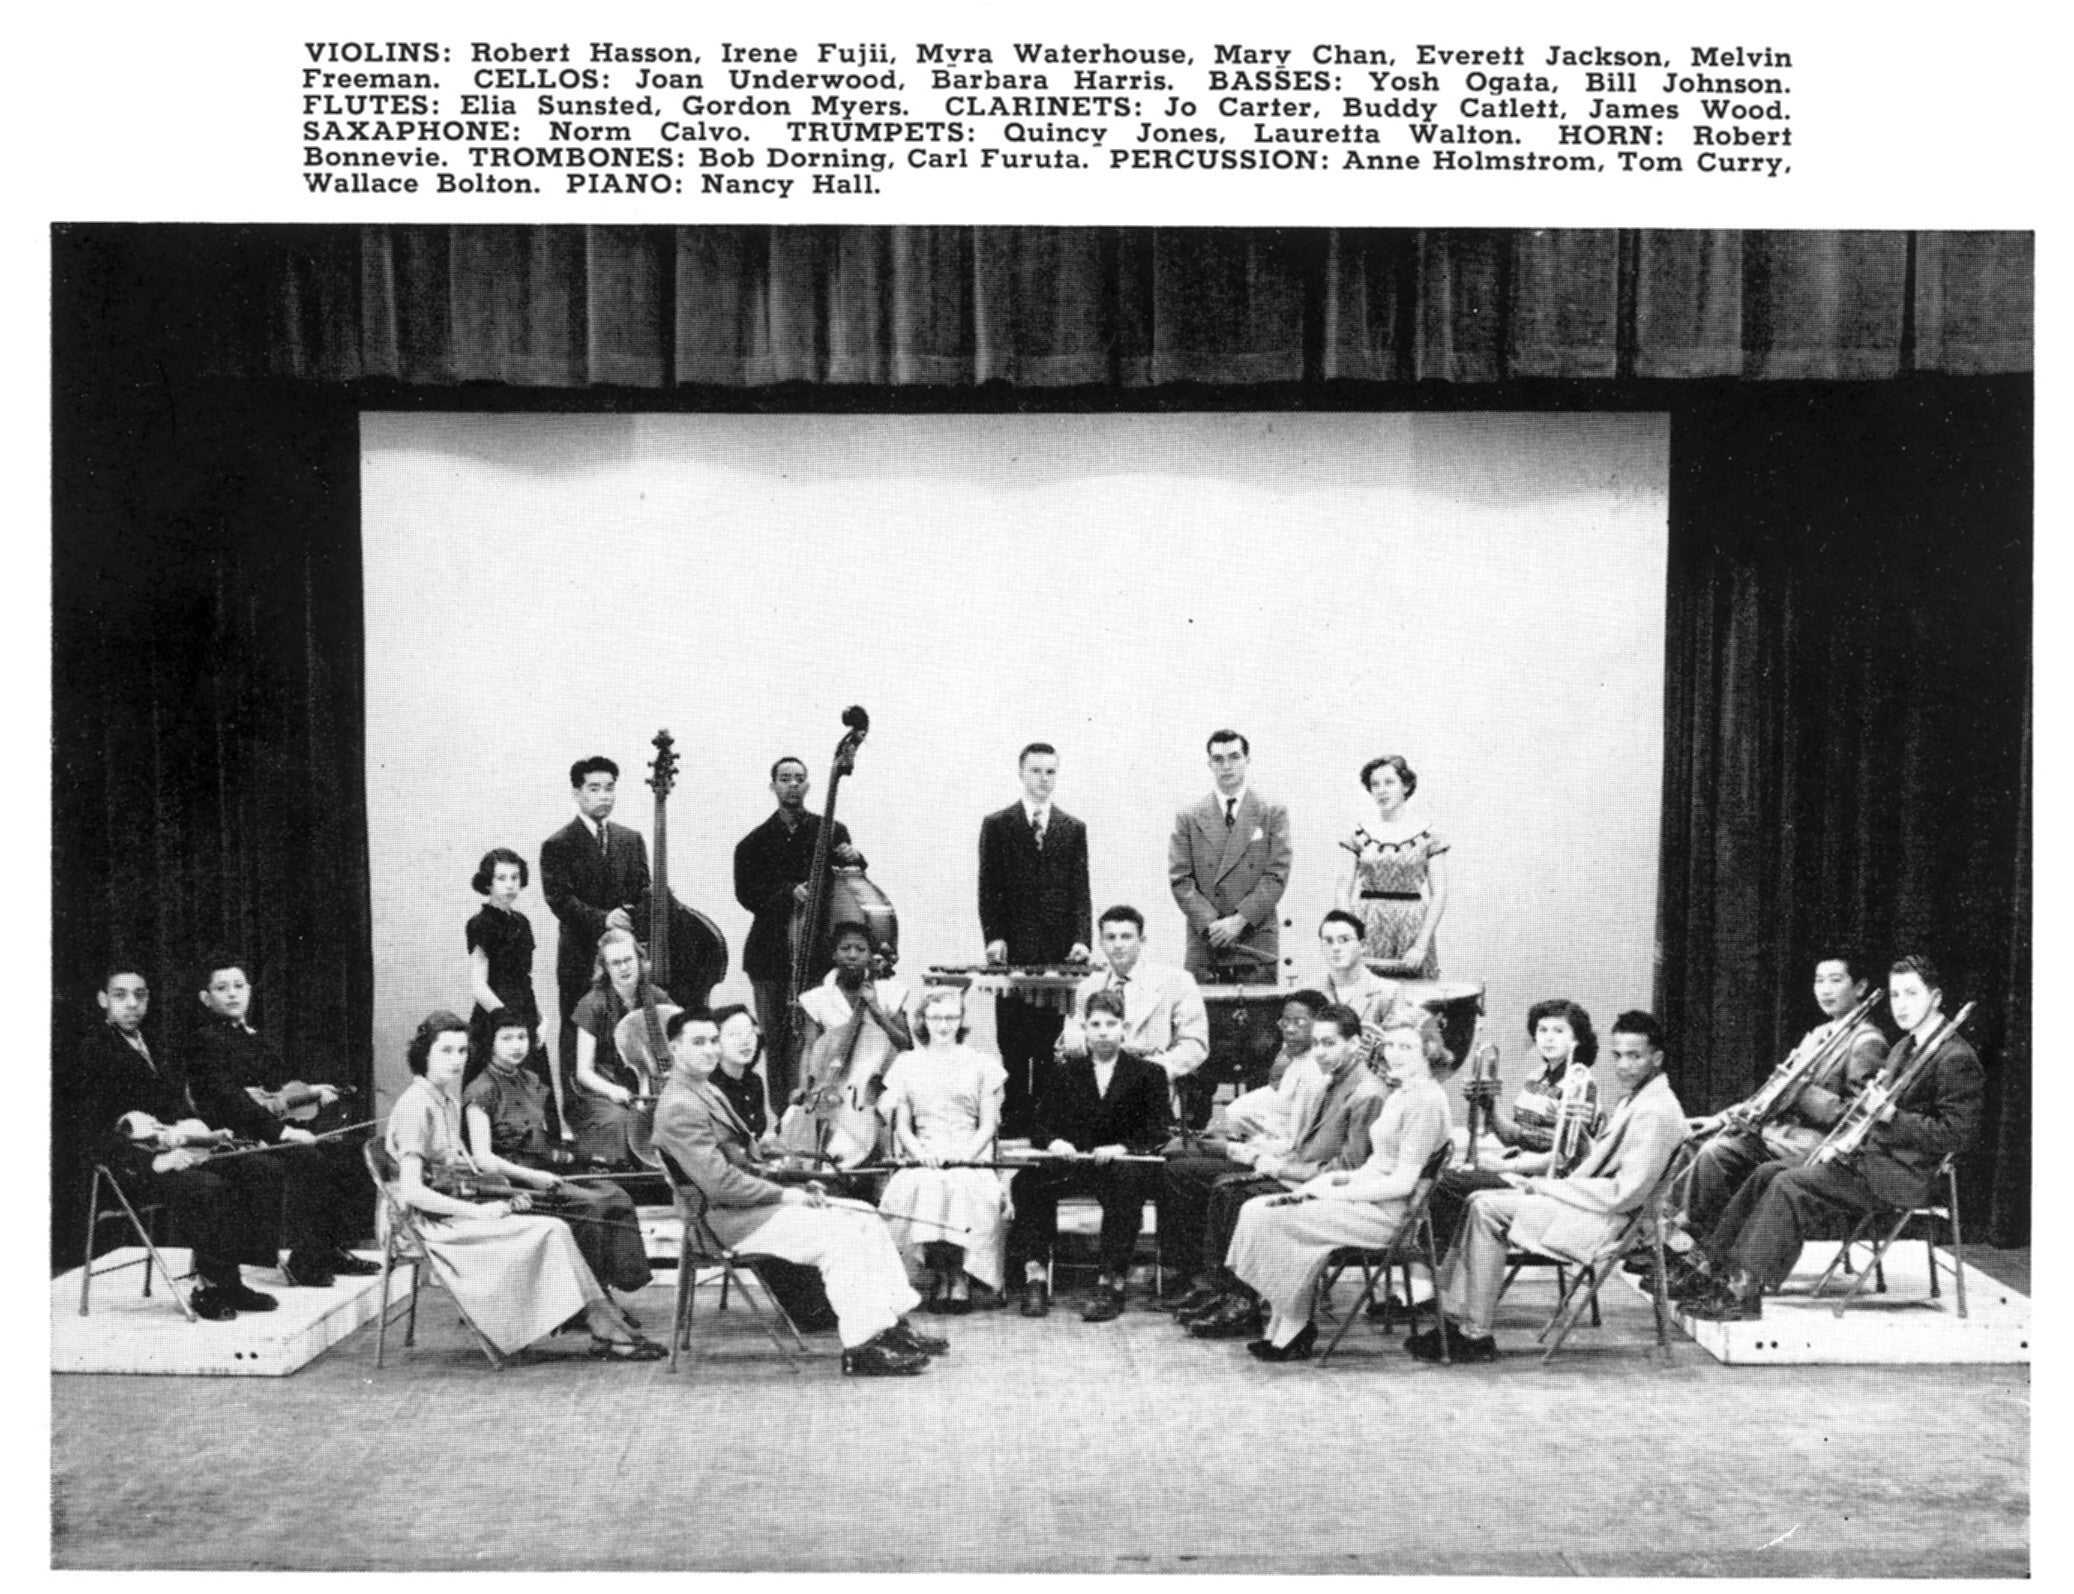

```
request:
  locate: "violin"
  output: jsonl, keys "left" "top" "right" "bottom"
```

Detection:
{"left": 245, "top": 1081, "right": 356, "bottom": 1123}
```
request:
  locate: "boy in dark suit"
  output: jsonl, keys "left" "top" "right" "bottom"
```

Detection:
{"left": 977, "top": 741, "right": 1093, "bottom": 1138}
{"left": 540, "top": 755, "right": 652, "bottom": 1083}
{"left": 1006, "top": 987, "right": 1172, "bottom": 1322}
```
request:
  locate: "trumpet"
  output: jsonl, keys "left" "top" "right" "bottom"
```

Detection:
{"left": 1551, "top": 1066, "right": 1595, "bottom": 1176}
{"left": 1809, "top": 1003, "right": 1974, "bottom": 1167}
{"left": 1722, "top": 988, "right": 1885, "bottom": 1135}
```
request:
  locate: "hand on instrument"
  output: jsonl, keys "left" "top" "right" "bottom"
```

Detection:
{"left": 984, "top": 940, "right": 1009, "bottom": 965}
{"left": 1252, "top": 1153, "right": 1284, "bottom": 1178}
{"left": 474, "top": 1201, "right": 515, "bottom": 1221}
{"left": 1056, "top": 1018, "right": 1087, "bottom": 1058}
{"left": 613, "top": 1086, "right": 635, "bottom": 1108}
{"left": 1875, "top": 1103, "right": 1898, "bottom": 1124}
{"left": 919, "top": 1150, "right": 946, "bottom": 1169}
{"left": 278, "top": 1126, "right": 317, "bottom": 1144}
{"left": 1205, "top": 914, "right": 1248, "bottom": 949}
{"left": 1090, "top": 1143, "right": 1126, "bottom": 1163}
{"left": 1047, "top": 1139, "right": 1078, "bottom": 1158}
{"left": 605, "top": 907, "right": 633, "bottom": 933}
{"left": 310, "top": 1084, "right": 341, "bottom": 1106}
{"left": 833, "top": 843, "right": 863, "bottom": 866}
{"left": 153, "top": 1147, "right": 210, "bottom": 1174}
{"left": 1067, "top": 943, "right": 1091, "bottom": 964}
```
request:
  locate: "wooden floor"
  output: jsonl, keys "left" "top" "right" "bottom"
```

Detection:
{"left": 52, "top": 1255, "right": 2029, "bottom": 1574}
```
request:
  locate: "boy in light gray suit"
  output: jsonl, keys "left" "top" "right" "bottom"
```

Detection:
{"left": 1168, "top": 729, "right": 1293, "bottom": 981}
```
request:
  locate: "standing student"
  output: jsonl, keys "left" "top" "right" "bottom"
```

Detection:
{"left": 540, "top": 756, "right": 651, "bottom": 1096}
{"left": 463, "top": 846, "right": 556, "bottom": 1126}
{"left": 977, "top": 741, "right": 1093, "bottom": 1139}
{"left": 1168, "top": 729, "right": 1292, "bottom": 981}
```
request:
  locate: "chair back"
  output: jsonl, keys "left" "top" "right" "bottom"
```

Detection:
{"left": 654, "top": 1146, "right": 731, "bottom": 1264}
{"left": 362, "top": 1138, "right": 426, "bottom": 1254}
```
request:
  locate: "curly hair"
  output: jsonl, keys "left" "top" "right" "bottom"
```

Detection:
{"left": 1524, "top": 997, "right": 1599, "bottom": 1067}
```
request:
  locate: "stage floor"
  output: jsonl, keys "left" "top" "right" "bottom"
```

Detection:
{"left": 53, "top": 1249, "right": 408, "bottom": 1377}
{"left": 1668, "top": 1240, "right": 2029, "bottom": 1367}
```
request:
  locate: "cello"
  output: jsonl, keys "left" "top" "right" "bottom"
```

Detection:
{"left": 780, "top": 706, "right": 901, "bottom": 1166}
{"left": 613, "top": 728, "right": 689, "bottom": 1167}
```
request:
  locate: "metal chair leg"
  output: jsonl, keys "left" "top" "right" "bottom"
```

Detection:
{"left": 78, "top": 1169, "right": 104, "bottom": 1317}
{"left": 375, "top": 1242, "right": 394, "bottom": 1369}
{"left": 1947, "top": 1164, "right": 1968, "bottom": 1319}
{"left": 1423, "top": 1220, "right": 1449, "bottom": 1364}
{"left": 104, "top": 1170, "right": 196, "bottom": 1321}
{"left": 670, "top": 1258, "right": 695, "bottom": 1373}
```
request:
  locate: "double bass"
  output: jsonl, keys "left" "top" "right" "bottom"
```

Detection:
{"left": 780, "top": 706, "right": 901, "bottom": 1166}
{"left": 613, "top": 728, "right": 730, "bottom": 1167}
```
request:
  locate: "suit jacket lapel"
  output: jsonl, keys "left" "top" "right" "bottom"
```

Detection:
{"left": 692, "top": 1076, "right": 753, "bottom": 1142}
{"left": 1215, "top": 791, "right": 1259, "bottom": 882}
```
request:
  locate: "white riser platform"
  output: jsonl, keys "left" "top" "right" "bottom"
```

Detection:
{"left": 54, "top": 1249, "right": 410, "bottom": 1377}
{"left": 1668, "top": 1241, "right": 2029, "bottom": 1366}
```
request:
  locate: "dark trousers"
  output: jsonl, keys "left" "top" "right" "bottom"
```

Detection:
{"left": 1201, "top": 1172, "right": 1287, "bottom": 1289}
{"left": 996, "top": 996, "right": 1064, "bottom": 1141}
{"left": 1427, "top": 1168, "right": 1515, "bottom": 1255}
{"left": 751, "top": 978, "right": 799, "bottom": 1108}
{"left": 271, "top": 1138, "right": 373, "bottom": 1253}
{"left": 1710, "top": 1158, "right": 1884, "bottom": 1291}
{"left": 540, "top": 1180, "right": 652, "bottom": 1293}
{"left": 1159, "top": 1152, "right": 1253, "bottom": 1284}
{"left": 140, "top": 1160, "right": 286, "bottom": 1285}
{"left": 1008, "top": 1162, "right": 1162, "bottom": 1279}
{"left": 1682, "top": 1127, "right": 1776, "bottom": 1238}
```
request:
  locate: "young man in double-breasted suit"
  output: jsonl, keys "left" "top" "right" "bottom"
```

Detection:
{"left": 977, "top": 741, "right": 1093, "bottom": 1138}
{"left": 1168, "top": 729, "right": 1293, "bottom": 981}
{"left": 540, "top": 756, "right": 651, "bottom": 1089}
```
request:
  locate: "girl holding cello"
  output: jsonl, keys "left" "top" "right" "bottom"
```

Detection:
{"left": 783, "top": 921, "right": 913, "bottom": 1168}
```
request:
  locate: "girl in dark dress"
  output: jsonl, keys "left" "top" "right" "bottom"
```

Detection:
{"left": 466, "top": 847, "right": 562, "bottom": 1138}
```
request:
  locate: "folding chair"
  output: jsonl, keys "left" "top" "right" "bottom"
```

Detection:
{"left": 1528, "top": 1139, "right": 1694, "bottom": 1364}
{"left": 1047, "top": 1194, "right": 1162, "bottom": 1295}
{"left": 1316, "top": 1142, "right": 1454, "bottom": 1366}
{"left": 1805, "top": 1154, "right": 1968, "bottom": 1319}
{"left": 656, "top": 1149, "right": 809, "bottom": 1375}
{"left": 362, "top": 1141, "right": 507, "bottom": 1370}
{"left": 77, "top": 1163, "right": 197, "bottom": 1322}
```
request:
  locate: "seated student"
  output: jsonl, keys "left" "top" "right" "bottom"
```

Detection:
{"left": 73, "top": 963, "right": 283, "bottom": 1320}
{"left": 1220, "top": 1005, "right": 1456, "bottom": 1361}
{"left": 877, "top": 986, "right": 1011, "bottom": 1312}
{"left": 1417, "top": 1010, "right": 1685, "bottom": 1362}
{"left": 1061, "top": 906, "right": 1210, "bottom": 1094}
{"left": 1670, "top": 949, "right": 1888, "bottom": 1257}
{"left": 1217, "top": 987, "right": 1329, "bottom": 1142}
{"left": 1155, "top": 993, "right": 1374, "bottom": 1320}
{"left": 567, "top": 926, "right": 674, "bottom": 1167}
{"left": 1006, "top": 987, "right": 1173, "bottom": 1323}
{"left": 386, "top": 1011, "right": 663, "bottom": 1361}
{"left": 650, "top": 1009, "right": 945, "bottom": 1377}
{"left": 1426, "top": 997, "right": 1605, "bottom": 1253}
{"left": 1315, "top": 909, "right": 1398, "bottom": 1062}
{"left": 462, "top": 1007, "right": 652, "bottom": 1303}
{"left": 1679, "top": 955, "right": 1982, "bottom": 1321}
{"left": 784, "top": 921, "right": 913, "bottom": 1168}
{"left": 184, "top": 950, "right": 379, "bottom": 1288}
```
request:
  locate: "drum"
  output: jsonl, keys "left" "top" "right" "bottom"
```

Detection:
{"left": 1193, "top": 983, "right": 1293, "bottom": 1130}
{"left": 1391, "top": 980, "right": 1486, "bottom": 1072}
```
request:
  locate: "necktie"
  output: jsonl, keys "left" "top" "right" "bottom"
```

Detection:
{"left": 1224, "top": 798, "right": 1237, "bottom": 829}
{"left": 598, "top": 823, "right": 609, "bottom": 861}
{"left": 1033, "top": 812, "right": 1046, "bottom": 849}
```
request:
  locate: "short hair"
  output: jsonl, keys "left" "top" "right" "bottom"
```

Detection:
{"left": 101, "top": 960, "right": 148, "bottom": 990}
{"left": 407, "top": 1009, "right": 470, "bottom": 1074}
{"left": 569, "top": 756, "right": 619, "bottom": 787}
{"left": 472, "top": 847, "right": 529, "bottom": 896}
{"left": 1083, "top": 988, "right": 1128, "bottom": 1023}
{"left": 1206, "top": 729, "right": 1250, "bottom": 757}
{"left": 1525, "top": 998, "right": 1599, "bottom": 1067}
{"left": 664, "top": 1008, "right": 716, "bottom": 1043}
{"left": 1318, "top": 909, "right": 1366, "bottom": 940}
{"left": 1813, "top": 945, "right": 1871, "bottom": 985}
{"left": 1610, "top": 1009, "right": 1667, "bottom": 1053}
{"left": 1377, "top": 999, "right": 1457, "bottom": 1075}
{"left": 828, "top": 920, "right": 873, "bottom": 948}
{"left": 709, "top": 1002, "right": 760, "bottom": 1037}
{"left": 1312, "top": 1002, "right": 1365, "bottom": 1040}
{"left": 1097, "top": 905, "right": 1145, "bottom": 935}
{"left": 483, "top": 1006, "right": 532, "bottom": 1041}
{"left": 916, "top": 986, "right": 970, "bottom": 1045}
{"left": 196, "top": 949, "right": 250, "bottom": 989}
{"left": 769, "top": 756, "right": 808, "bottom": 782}
{"left": 1360, "top": 753, "right": 1419, "bottom": 797}
{"left": 1282, "top": 988, "right": 1330, "bottom": 1017}
{"left": 592, "top": 926, "right": 646, "bottom": 987}
{"left": 1018, "top": 742, "right": 1057, "bottom": 766}
{"left": 1890, "top": 953, "right": 1944, "bottom": 993}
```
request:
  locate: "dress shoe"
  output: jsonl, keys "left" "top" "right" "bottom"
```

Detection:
{"left": 1176, "top": 1290, "right": 1242, "bottom": 1327}
{"left": 1682, "top": 1286, "right": 1763, "bottom": 1321}
{"left": 328, "top": 1250, "right": 383, "bottom": 1277}
{"left": 218, "top": 1280, "right": 279, "bottom": 1313}
{"left": 1020, "top": 1278, "right": 1051, "bottom": 1318}
{"left": 1188, "top": 1298, "right": 1263, "bottom": 1340}
{"left": 1405, "top": 1323, "right": 1497, "bottom": 1363}
{"left": 842, "top": 1340, "right": 930, "bottom": 1377}
{"left": 1158, "top": 1282, "right": 1224, "bottom": 1315}
{"left": 885, "top": 1320, "right": 950, "bottom": 1356}
{"left": 589, "top": 1334, "right": 667, "bottom": 1362}
{"left": 1081, "top": 1286, "right": 1126, "bottom": 1323}
{"left": 281, "top": 1253, "right": 336, "bottom": 1289}
{"left": 187, "top": 1286, "right": 240, "bottom": 1322}
{"left": 1246, "top": 1322, "right": 1317, "bottom": 1362}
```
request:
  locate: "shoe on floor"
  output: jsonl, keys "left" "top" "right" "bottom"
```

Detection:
{"left": 187, "top": 1286, "right": 240, "bottom": 1322}
{"left": 1177, "top": 1290, "right": 1240, "bottom": 1327}
{"left": 1405, "top": 1323, "right": 1497, "bottom": 1363}
{"left": 1682, "top": 1286, "right": 1763, "bottom": 1321}
{"left": 1020, "top": 1278, "right": 1051, "bottom": 1318}
{"left": 885, "top": 1320, "right": 949, "bottom": 1356}
{"left": 281, "top": 1253, "right": 336, "bottom": 1289}
{"left": 842, "top": 1340, "right": 929, "bottom": 1377}
{"left": 1081, "top": 1286, "right": 1126, "bottom": 1323}
{"left": 219, "top": 1280, "right": 279, "bottom": 1313}
{"left": 1247, "top": 1323, "right": 1317, "bottom": 1362}
{"left": 1156, "top": 1281, "right": 1221, "bottom": 1314}
{"left": 1187, "top": 1298, "right": 1262, "bottom": 1340}
{"left": 327, "top": 1250, "right": 383, "bottom": 1277}
{"left": 589, "top": 1334, "right": 667, "bottom": 1361}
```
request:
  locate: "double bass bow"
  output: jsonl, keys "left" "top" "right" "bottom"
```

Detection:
{"left": 614, "top": 729, "right": 685, "bottom": 1168}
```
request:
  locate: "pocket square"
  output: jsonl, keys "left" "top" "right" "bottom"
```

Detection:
{"left": 1251, "top": 827, "right": 1265, "bottom": 841}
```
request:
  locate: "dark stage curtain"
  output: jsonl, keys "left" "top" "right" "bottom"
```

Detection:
{"left": 52, "top": 234, "right": 373, "bottom": 1264}
{"left": 121, "top": 225, "right": 2034, "bottom": 389}
{"left": 1660, "top": 384, "right": 2032, "bottom": 1244}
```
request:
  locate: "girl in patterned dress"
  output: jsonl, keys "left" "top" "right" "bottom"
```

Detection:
{"left": 1335, "top": 754, "right": 1450, "bottom": 979}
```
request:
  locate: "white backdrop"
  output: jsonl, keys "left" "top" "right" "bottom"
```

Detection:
{"left": 361, "top": 410, "right": 1667, "bottom": 1113}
